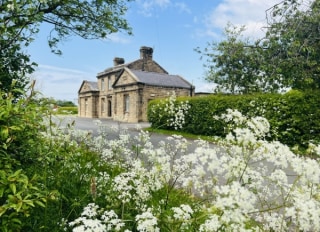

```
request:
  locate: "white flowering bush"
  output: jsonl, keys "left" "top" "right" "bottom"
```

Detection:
{"left": 64, "top": 109, "right": 320, "bottom": 232}
{"left": 11, "top": 103, "right": 319, "bottom": 231}
{"left": 148, "top": 92, "right": 190, "bottom": 130}
{"left": 68, "top": 203, "right": 125, "bottom": 232}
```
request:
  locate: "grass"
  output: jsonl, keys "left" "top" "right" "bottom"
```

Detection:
{"left": 145, "top": 127, "right": 219, "bottom": 143}
{"left": 55, "top": 106, "right": 78, "bottom": 115}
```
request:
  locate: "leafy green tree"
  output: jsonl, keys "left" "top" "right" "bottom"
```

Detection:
{"left": 56, "top": 100, "right": 76, "bottom": 107}
{"left": 198, "top": 0, "right": 320, "bottom": 93}
{"left": 196, "top": 24, "right": 265, "bottom": 94}
{"left": 264, "top": 0, "right": 320, "bottom": 90}
{"left": 0, "top": 0, "right": 132, "bottom": 96}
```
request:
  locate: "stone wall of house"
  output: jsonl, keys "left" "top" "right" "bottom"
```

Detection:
{"left": 139, "top": 86, "right": 193, "bottom": 122}
{"left": 113, "top": 84, "right": 139, "bottom": 122}
{"left": 96, "top": 73, "right": 118, "bottom": 118}
{"left": 127, "top": 60, "right": 167, "bottom": 74}
{"left": 111, "top": 84, "right": 193, "bottom": 123}
{"left": 78, "top": 93, "right": 99, "bottom": 118}
{"left": 126, "top": 47, "right": 167, "bottom": 74}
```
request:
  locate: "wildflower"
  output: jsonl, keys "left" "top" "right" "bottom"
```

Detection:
{"left": 172, "top": 204, "right": 193, "bottom": 220}
{"left": 136, "top": 208, "right": 159, "bottom": 232}
{"left": 199, "top": 214, "right": 221, "bottom": 231}
{"left": 69, "top": 204, "right": 125, "bottom": 232}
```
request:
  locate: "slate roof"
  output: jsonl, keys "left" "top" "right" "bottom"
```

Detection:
{"left": 129, "top": 69, "right": 193, "bottom": 89}
{"left": 86, "top": 81, "right": 99, "bottom": 91}
{"left": 78, "top": 80, "right": 99, "bottom": 93}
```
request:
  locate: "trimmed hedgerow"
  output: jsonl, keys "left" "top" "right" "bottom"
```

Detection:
{"left": 147, "top": 90, "right": 320, "bottom": 148}
{"left": 56, "top": 106, "right": 78, "bottom": 115}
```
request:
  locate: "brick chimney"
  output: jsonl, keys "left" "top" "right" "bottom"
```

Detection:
{"left": 113, "top": 57, "right": 125, "bottom": 66}
{"left": 140, "top": 46, "right": 153, "bottom": 60}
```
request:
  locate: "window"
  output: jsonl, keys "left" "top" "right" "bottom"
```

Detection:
{"left": 101, "top": 78, "right": 105, "bottom": 91}
{"left": 101, "top": 98, "right": 105, "bottom": 112}
{"left": 85, "top": 98, "right": 88, "bottom": 114}
{"left": 124, "top": 94, "right": 130, "bottom": 113}
{"left": 108, "top": 76, "right": 113, "bottom": 90}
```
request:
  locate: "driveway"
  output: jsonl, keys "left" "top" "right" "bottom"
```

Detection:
{"left": 55, "top": 116, "right": 151, "bottom": 134}
{"left": 53, "top": 116, "right": 194, "bottom": 147}
{"left": 53, "top": 115, "right": 297, "bottom": 188}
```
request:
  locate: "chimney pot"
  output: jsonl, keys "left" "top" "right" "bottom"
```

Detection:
{"left": 140, "top": 46, "right": 153, "bottom": 60}
{"left": 113, "top": 57, "right": 125, "bottom": 66}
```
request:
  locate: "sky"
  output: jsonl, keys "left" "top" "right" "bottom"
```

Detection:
{"left": 28, "top": 0, "right": 281, "bottom": 103}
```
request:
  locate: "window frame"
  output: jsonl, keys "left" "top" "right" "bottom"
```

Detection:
{"left": 124, "top": 94, "right": 130, "bottom": 113}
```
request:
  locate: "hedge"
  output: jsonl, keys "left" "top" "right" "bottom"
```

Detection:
{"left": 56, "top": 106, "right": 78, "bottom": 115}
{"left": 147, "top": 90, "right": 320, "bottom": 148}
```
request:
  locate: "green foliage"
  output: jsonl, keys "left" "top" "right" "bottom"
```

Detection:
{"left": 0, "top": 87, "right": 102, "bottom": 231}
{"left": 0, "top": 88, "right": 52, "bottom": 231}
{"left": 56, "top": 100, "right": 76, "bottom": 107}
{"left": 147, "top": 98, "right": 169, "bottom": 129}
{"left": 0, "top": 169, "right": 47, "bottom": 231}
{"left": 148, "top": 92, "right": 320, "bottom": 148}
{"left": 196, "top": 24, "right": 265, "bottom": 94}
{"left": 264, "top": 0, "right": 320, "bottom": 90}
{"left": 1, "top": 86, "right": 319, "bottom": 231}
{"left": 198, "top": 1, "right": 320, "bottom": 92}
{"left": 0, "top": 0, "right": 133, "bottom": 96}
{"left": 147, "top": 95, "right": 190, "bottom": 130}
{"left": 56, "top": 106, "right": 78, "bottom": 115}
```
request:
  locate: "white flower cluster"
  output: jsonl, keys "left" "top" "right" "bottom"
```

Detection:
{"left": 61, "top": 108, "right": 320, "bottom": 231}
{"left": 135, "top": 208, "right": 159, "bottom": 232}
{"left": 68, "top": 203, "right": 124, "bottom": 232}
{"left": 219, "top": 108, "right": 270, "bottom": 141}
{"left": 112, "top": 160, "right": 155, "bottom": 205}
{"left": 153, "top": 92, "right": 190, "bottom": 130}
{"left": 170, "top": 204, "right": 194, "bottom": 230}
{"left": 172, "top": 204, "right": 193, "bottom": 221}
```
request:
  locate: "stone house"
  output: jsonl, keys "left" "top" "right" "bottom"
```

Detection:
{"left": 78, "top": 46, "right": 195, "bottom": 122}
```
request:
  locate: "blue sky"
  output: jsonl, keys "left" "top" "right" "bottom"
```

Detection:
{"left": 28, "top": 0, "right": 280, "bottom": 102}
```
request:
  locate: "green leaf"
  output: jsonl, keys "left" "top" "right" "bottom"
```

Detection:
{"left": 8, "top": 169, "right": 23, "bottom": 182}
{"left": 9, "top": 183, "right": 16, "bottom": 194}
{"left": 35, "top": 200, "right": 46, "bottom": 208}
{"left": 23, "top": 199, "right": 35, "bottom": 207}
{"left": 0, "top": 206, "right": 7, "bottom": 217}
{"left": 16, "top": 201, "right": 22, "bottom": 212}
{"left": 10, "top": 218, "right": 22, "bottom": 225}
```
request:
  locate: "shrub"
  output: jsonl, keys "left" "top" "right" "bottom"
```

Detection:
{"left": 1, "top": 86, "right": 320, "bottom": 231}
{"left": 56, "top": 106, "right": 78, "bottom": 115}
{"left": 65, "top": 111, "right": 320, "bottom": 231}
{"left": 0, "top": 89, "right": 51, "bottom": 231}
{"left": 147, "top": 93, "right": 190, "bottom": 130}
{"left": 148, "top": 91, "right": 320, "bottom": 148}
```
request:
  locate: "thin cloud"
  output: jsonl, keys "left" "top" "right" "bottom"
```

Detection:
{"left": 136, "top": 0, "right": 191, "bottom": 16}
{"left": 107, "top": 33, "right": 131, "bottom": 44}
{"left": 196, "top": 82, "right": 217, "bottom": 93}
{"left": 38, "top": 64, "right": 90, "bottom": 75}
{"left": 33, "top": 64, "right": 94, "bottom": 101}
{"left": 175, "top": 2, "right": 191, "bottom": 14}
{"left": 204, "top": 0, "right": 280, "bottom": 39}
{"left": 137, "top": 0, "right": 171, "bottom": 16}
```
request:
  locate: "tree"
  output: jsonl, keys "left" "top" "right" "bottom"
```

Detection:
{"left": 0, "top": 40, "right": 36, "bottom": 95}
{"left": 56, "top": 99, "right": 76, "bottom": 107}
{"left": 264, "top": 0, "right": 320, "bottom": 90}
{"left": 198, "top": 0, "right": 320, "bottom": 93}
{"left": 0, "top": 0, "right": 133, "bottom": 96}
{"left": 196, "top": 24, "right": 265, "bottom": 94}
